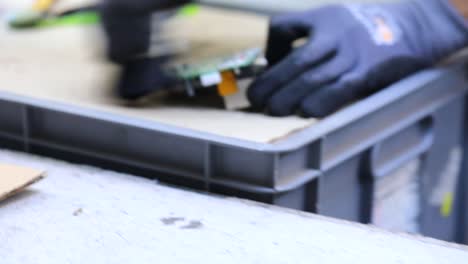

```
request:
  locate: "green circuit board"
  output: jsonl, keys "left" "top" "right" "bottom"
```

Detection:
{"left": 174, "top": 48, "right": 262, "bottom": 80}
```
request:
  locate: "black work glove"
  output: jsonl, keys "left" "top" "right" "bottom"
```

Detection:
{"left": 100, "top": 0, "right": 190, "bottom": 99}
{"left": 248, "top": 0, "right": 468, "bottom": 117}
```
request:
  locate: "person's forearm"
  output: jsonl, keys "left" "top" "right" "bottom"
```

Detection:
{"left": 450, "top": 0, "right": 468, "bottom": 19}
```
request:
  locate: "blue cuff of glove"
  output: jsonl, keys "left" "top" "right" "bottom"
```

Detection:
{"left": 440, "top": 0, "right": 468, "bottom": 35}
{"left": 411, "top": 0, "right": 468, "bottom": 61}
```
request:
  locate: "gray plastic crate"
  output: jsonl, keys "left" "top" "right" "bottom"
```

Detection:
{"left": 0, "top": 65, "right": 466, "bottom": 243}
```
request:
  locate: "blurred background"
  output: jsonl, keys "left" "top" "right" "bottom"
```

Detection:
{"left": 202, "top": 0, "right": 397, "bottom": 14}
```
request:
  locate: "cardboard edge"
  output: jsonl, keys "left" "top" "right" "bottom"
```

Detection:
{"left": 0, "top": 172, "right": 46, "bottom": 202}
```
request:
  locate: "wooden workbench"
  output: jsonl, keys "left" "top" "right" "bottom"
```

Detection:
{"left": 1, "top": 149, "right": 468, "bottom": 264}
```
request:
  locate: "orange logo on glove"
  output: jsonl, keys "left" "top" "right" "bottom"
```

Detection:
{"left": 347, "top": 5, "right": 402, "bottom": 46}
{"left": 374, "top": 17, "right": 396, "bottom": 44}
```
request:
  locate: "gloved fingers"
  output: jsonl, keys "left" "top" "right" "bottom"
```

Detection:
{"left": 266, "top": 13, "right": 313, "bottom": 65}
{"left": 101, "top": 0, "right": 190, "bottom": 15}
{"left": 248, "top": 37, "right": 337, "bottom": 109}
{"left": 300, "top": 74, "right": 363, "bottom": 118}
{"left": 117, "top": 57, "right": 176, "bottom": 100}
{"left": 267, "top": 45, "right": 356, "bottom": 116}
{"left": 132, "top": 0, "right": 190, "bottom": 11}
{"left": 101, "top": 14, "right": 152, "bottom": 63}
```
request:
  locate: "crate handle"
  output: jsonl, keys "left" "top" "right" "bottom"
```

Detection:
{"left": 369, "top": 117, "right": 434, "bottom": 178}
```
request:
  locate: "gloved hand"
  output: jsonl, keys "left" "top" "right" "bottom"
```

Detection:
{"left": 248, "top": 0, "right": 468, "bottom": 117}
{"left": 100, "top": 0, "right": 190, "bottom": 99}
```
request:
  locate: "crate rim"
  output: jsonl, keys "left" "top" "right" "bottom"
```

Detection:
{"left": 0, "top": 65, "right": 464, "bottom": 153}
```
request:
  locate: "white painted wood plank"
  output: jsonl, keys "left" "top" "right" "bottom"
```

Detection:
{"left": 0, "top": 149, "right": 467, "bottom": 264}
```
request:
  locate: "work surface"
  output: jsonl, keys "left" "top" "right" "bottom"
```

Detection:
{"left": 0, "top": 2, "right": 317, "bottom": 143}
{"left": 1, "top": 149, "right": 468, "bottom": 264}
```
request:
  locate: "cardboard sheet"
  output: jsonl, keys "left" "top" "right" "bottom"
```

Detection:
{"left": 0, "top": 164, "right": 44, "bottom": 202}
{"left": 0, "top": 4, "right": 317, "bottom": 143}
